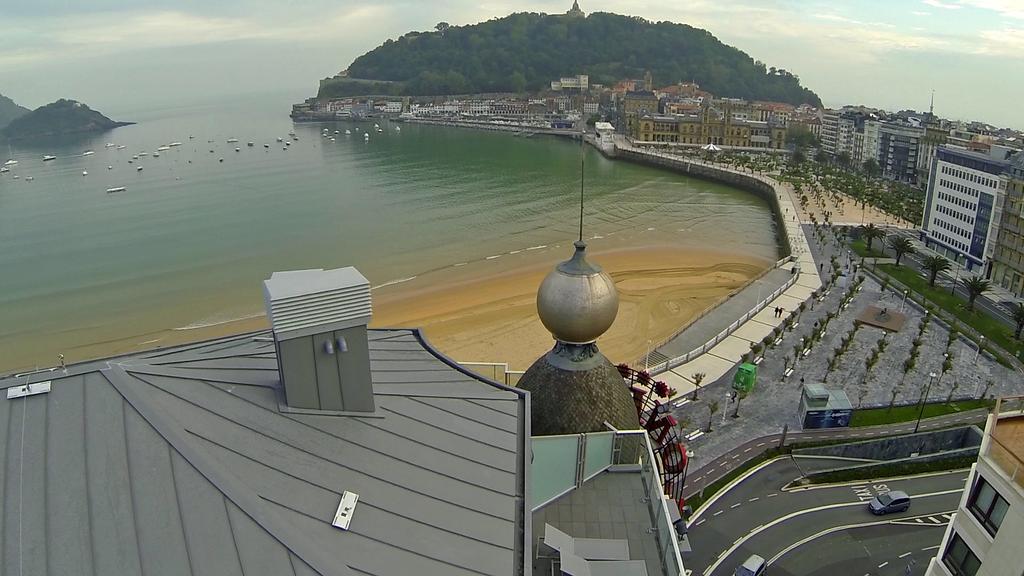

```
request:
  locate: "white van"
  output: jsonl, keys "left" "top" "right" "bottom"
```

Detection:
{"left": 735, "top": 554, "right": 767, "bottom": 576}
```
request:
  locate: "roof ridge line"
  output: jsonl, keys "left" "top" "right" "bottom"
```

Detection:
{"left": 103, "top": 365, "right": 355, "bottom": 576}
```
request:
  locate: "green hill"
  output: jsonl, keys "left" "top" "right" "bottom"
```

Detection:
{"left": 321, "top": 11, "right": 821, "bottom": 106}
{"left": 0, "top": 93, "right": 30, "bottom": 129}
{"left": 2, "top": 99, "right": 132, "bottom": 140}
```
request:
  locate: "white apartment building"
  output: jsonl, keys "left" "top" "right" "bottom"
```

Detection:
{"left": 922, "top": 145, "right": 1010, "bottom": 272}
{"left": 551, "top": 74, "right": 589, "bottom": 91}
{"left": 863, "top": 120, "right": 881, "bottom": 164}
{"left": 821, "top": 109, "right": 840, "bottom": 155}
{"left": 925, "top": 397, "right": 1024, "bottom": 576}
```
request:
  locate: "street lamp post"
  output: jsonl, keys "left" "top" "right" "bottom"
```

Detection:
{"left": 975, "top": 336, "right": 986, "bottom": 363}
{"left": 900, "top": 289, "right": 909, "bottom": 313}
{"left": 681, "top": 449, "right": 695, "bottom": 490}
{"left": 914, "top": 372, "right": 938, "bottom": 434}
{"left": 645, "top": 339, "right": 652, "bottom": 372}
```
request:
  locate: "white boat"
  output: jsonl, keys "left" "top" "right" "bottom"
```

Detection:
{"left": 3, "top": 159, "right": 17, "bottom": 166}
{"left": 132, "top": 155, "right": 138, "bottom": 160}
{"left": 219, "top": 158, "right": 224, "bottom": 162}
{"left": 395, "top": 126, "right": 401, "bottom": 132}
{"left": 169, "top": 142, "right": 182, "bottom": 147}
{"left": 364, "top": 133, "right": 370, "bottom": 140}
{"left": 285, "top": 141, "right": 291, "bottom": 146}
{"left": 0, "top": 167, "right": 8, "bottom": 173}
{"left": 106, "top": 186, "right": 126, "bottom": 193}
{"left": 276, "top": 137, "right": 283, "bottom": 142}
{"left": 264, "top": 144, "right": 269, "bottom": 148}
{"left": 157, "top": 146, "right": 170, "bottom": 151}
{"left": 107, "top": 165, "right": 113, "bottom": 170}
{"left": 227, "top": 138, "right": 239, "bottom": 143}
{"left": 137, "top": 166, "right": 143, "bottom": 171}
{"left": 330, "top": 137, "right": 336, "bottom": 142}
{"left": 288, "top": 131, "right": 296, "bottom": 136}
{"left": 334, "top": 130, "right": 340, "bottom": 134}
{"left": 344, "top": 129, "right": 351, "bottom": 135}
{"left": 43, "top": 155, "right": 56, "bottom": 161}
{"left": 247, "top": 142, "right": 254, "bottom": 147}
{"left": 138, "top": 152, "right": 149, "bottom": 157}
{"left": 13, "top": 175, "right": 19, "bottom": 179}
{"left": 153, "top": 152, "right": 160, "bottom": 158}
{"left": 25, "top": 176, "right": 33, "bottom": 181}
{"left": 235, "top": 148, "right": 240, "bottom": 152}
{"left": 105, "top": 143, "right": 115, "bottom": 148}
{"left": 117, "top": 145, "right": 126, "bottom": 150}
{"left": 82, "top": 171, "right": 88, "bottom": 176}
{"left": 374, "top": 123, "right": 380, "bottom": 129}
{"left": 82, "top": 150, "right": 95, "bottom": 156}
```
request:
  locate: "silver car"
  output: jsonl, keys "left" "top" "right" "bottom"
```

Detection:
{"left": 734, "top": 554, "right": 767, "bottom": 576}
{"left": 868, "top": 490, "right": 911, "bottom": 515}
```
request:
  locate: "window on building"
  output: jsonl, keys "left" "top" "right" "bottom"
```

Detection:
{"left": 968, "top": 477, "right": 1009, "bottom": 536}
{"left": 942, "top": 534, "right": 981, "bottom": 576}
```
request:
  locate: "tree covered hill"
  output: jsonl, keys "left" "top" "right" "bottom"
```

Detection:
{"left": 0, "top": 93, "right": 30, "bottom": 130}
{"left": 322, "top": 11, "right": 821, "bottom": 106}
{"left": 2, "top": 99, "right": 132, "bottom": 140}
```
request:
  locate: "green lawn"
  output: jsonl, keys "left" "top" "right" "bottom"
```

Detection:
{"left": 804, "top": 455, "right": 978, "bottom": 485}
{"left": 851, "top": 239, "right": 885, "bottom": 258}
{"left": 876, "top": 263, "right": 1024, "bottom": 361}
{"left": 851, "top": 399, "right": 994, "bottom": 427}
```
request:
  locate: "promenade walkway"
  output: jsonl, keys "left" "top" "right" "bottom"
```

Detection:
{"left": 613, "top": 140, "right": 822, "bottom": 401}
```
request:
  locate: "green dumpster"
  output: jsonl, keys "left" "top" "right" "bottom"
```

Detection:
{"left": 732, "top": 363, "right": 757, "bottom": 393}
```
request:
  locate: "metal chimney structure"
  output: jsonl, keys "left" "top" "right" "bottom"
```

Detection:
{"left": 263, "top": 267, "right": 375, "bottom": 413}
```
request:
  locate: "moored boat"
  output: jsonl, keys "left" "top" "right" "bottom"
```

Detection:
{"left": 106, "top": 186, "right": 126, "bottom": 193}
{"left": 43, "top": 155, "right": 56, "bottom": 161}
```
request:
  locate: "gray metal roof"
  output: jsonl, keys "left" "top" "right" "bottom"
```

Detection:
{"left": 0, "top": 328, "right": 528, "bottom": 576}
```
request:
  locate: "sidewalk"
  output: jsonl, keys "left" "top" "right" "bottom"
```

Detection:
{"left": 617, "top": 143, "right": 822, "bottom": 399}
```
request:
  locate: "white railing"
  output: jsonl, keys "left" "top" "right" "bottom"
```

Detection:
{"left": 648, "top": 270, "right": 801, "bottom": 374}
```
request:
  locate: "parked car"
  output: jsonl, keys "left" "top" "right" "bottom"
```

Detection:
{"left": 868, "top": 491, "right": 911, "bottom": 515}
{"left": 734, "top": 554, "right": 767, "bottom": 576}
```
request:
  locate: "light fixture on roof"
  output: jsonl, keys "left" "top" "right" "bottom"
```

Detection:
{"left": 332, "top": 491, "right": 359, "bottom": 530}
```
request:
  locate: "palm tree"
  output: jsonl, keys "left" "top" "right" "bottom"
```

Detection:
{"left": 691, "top": 372, "right": 705, "bottom": 401}
{"left": 706, "top": 401, "right": 719, "bottom": 433}
{"left": 860, "top": 223, "right": 885, "bottom": 252}
{"left": 922, "top": 255, "right": 951, "bottom": 287}
{"left": 1011, "top": 302, "right": 1024, "bottom": 340}
{"left": 888, "top": 236, "right": 916, "bottom": 266}
{"left": 962, "top": 276, "right": 990, "bottom": 311}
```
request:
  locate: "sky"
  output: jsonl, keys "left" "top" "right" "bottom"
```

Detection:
{"left": 1, "top": 0, "right": 1022, "bottom": 128}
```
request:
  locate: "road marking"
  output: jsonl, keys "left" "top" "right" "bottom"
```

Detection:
{"left": 695, "top": 519, "right": 706, "bottom": 527}
{"left": 730, "top": 503, "right": 742, "bottom": 509}
{"left": 914, "top": 518, "right": 924, "bottom": 523}
{"left": 749, "top": 497, "right": 759, "bottom": 502}
{"left": 713, "top": 511, "right": 723, "bottom": 517}
{"left": 943, "top": 514, "right": 954, "bottom": 520}
{"left": 929, "top": 517, "right": 942, "bottom": 524}
{"left": 878, "top": 562, "right": 888, "bottom": 568}
{"left": 704, "top": 491, "right": 964, "bottom": 576}
{"left": 687, "top": 456, "right": 791, "bottom": 525}
{"left": 744, "top": 448, "right": 752, "bottom": 453}
{"left": 922, "top": 545, "right": 940, "bottom": 551}
{"left": 767, "top": 493, "right": 778, "bottom": 498}
{"left": 899, "top": 552, "right": 912, "bottom": 559}
{"left": 756, "top": 442, "right": 766, "bottom": 447}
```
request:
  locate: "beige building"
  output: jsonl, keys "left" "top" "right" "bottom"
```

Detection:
{"left": 925, "top": 397, "right": 1024, "bottom": 576}
{"left": 991, "top": 153, "right": 1024, "bottom": 297}
{"left": 633, "top": 103, "right": 786, "bottom": 149}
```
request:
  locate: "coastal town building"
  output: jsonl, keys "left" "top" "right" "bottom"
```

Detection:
{"left": 566, "top": 0, "right": 585, "bottom": 17}
{"left": 992, "top": 153, "right": 1024, "bottom": 297}
{"left": 632, "top": 101, "right": 787, "bottom": 149}
{"left": 879, "top": 120, "right": 926, "bottom": 182}
{"left": 622, "top": 90, "right": 659, "bottom": 134}
{"left": 922, "top": 145, "right": 1011, "bottom": 273}
{"left": 551, "top": 74, "right": 590, "bottom": 92}
{"left": 925, "top": 397, "right": 1024, "bottom": 576}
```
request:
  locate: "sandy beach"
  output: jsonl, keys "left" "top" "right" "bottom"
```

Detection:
{"left": 11, "top": 242, "right": 770, "bottom": 375}
{"left": 371, "top": 245, "right": 771, "bottom": 371}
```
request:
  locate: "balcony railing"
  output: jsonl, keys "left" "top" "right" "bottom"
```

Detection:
{"left": 986, "top": 396, "right": 1024, "bottom": 492}
{"left": 530, "top": 430, "right": 687, "bottom": 576}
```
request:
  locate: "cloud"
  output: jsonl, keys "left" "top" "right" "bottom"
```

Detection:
{"left": 974, "top": 27, "right": 1024, "bottom": 56}
{"left": 911, "top": 10, "right": 932, "bottom": 16}
{"left": 956, "top": 0, "right": 1024, "bottom": 19}
{"left": 921, "top": 0, "right": 961, "bottom": 9}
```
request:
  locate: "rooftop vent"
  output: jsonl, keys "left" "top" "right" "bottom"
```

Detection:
{"left": 263, "top": 268, "right": 375, "bottom": 413}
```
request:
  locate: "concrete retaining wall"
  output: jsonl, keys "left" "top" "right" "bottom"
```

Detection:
{"left": 794, "top": 426, "right": 982, "bottom": 461}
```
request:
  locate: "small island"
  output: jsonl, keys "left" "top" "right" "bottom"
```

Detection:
{"left": 1, "top": 99, "right": 133, "bottom": 140}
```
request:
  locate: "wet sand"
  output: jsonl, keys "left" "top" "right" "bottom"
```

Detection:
{"left": 371, "top": 245, "right": 770, "bottom": 370}
{"left": 12, "top": 242, "right": 770, "bottom": 375}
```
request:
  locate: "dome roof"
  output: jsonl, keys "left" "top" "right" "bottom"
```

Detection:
{"left": 536, "top": 241, "right": 618, "bottom": 344}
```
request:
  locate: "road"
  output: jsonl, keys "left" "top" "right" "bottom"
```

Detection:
{"left": 684, "top": 456, "right": 967, "bottom": 576}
